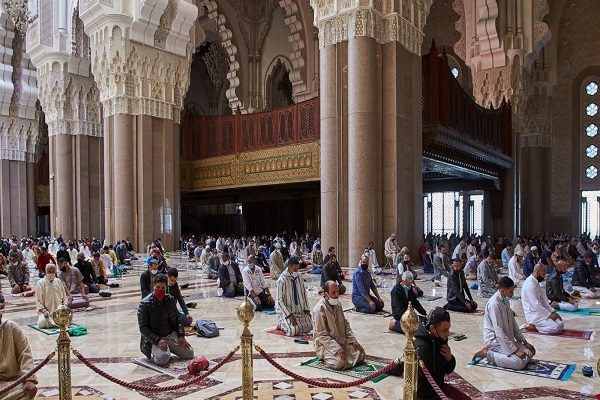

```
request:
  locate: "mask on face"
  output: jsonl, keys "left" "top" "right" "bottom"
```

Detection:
{"left": 402, "top": 284, "right": 411, "bottom": 291}
{"left": 536, "top": 275, "right": 544, "bottom": 283}
{"left": 291, "top": 271, "right": 299, "bottom": 278}
{"left": 46, "top": 273, "right": 56, "bottom": 281}
{"left": 223, "top": 260, "right": 230, "bottom": 266}
{"left": 154, "top": 288, "right": 166, "bottom": 301}
{"left": 502, "top": 295, "right": 511, "bottom": 303}
{"left": 60, "top": 266, "right": 67, "bottom": 272}
{"left": 432, "top": 327, "right": 448, "bottom": 345}
{"left": 361, "top": 263, "right": 368, "bottom": 271}
{"left": 150, "top": 269, "right": 158, "bottom": 275}
{"left": 328, "top": 297, "right": 341, "bottom": 306}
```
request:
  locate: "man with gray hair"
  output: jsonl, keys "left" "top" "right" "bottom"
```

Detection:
{"left": 313, "top": 281, "right": 365, "bottom": 370}
{"left": 389, "top": 271, "right": 427, "bottom": 333}
{"left": 35, "top": 263, "right": 67, "bottom": 328}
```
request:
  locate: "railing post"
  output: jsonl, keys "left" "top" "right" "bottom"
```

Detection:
{"left": 401, "top": 302, "right": 420, "bottom": 400}
{"left": 237, "top": 294, "right": 255, "bottom": 400}
{"left": 53, "top": 302, "right": 73, "bottom": 400}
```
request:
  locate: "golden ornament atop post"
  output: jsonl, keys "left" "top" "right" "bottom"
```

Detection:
{"left": 401, "top": 302, "right": 419, "bottom": 400}
{"left": 237, "top": 294, "right": 255, "bottom": 400}
{"left": 53, "top": 300, "right": 73, "bottom": 400}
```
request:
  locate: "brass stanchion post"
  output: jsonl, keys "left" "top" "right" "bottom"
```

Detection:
{"left": 53, "top": 302, "right": 73, "bottom": 400}
{"left": 237, "top": 294, "right": 255, "bottom": 400}
{"left": 401, "top": 302, "right": 419, "bottom": 400}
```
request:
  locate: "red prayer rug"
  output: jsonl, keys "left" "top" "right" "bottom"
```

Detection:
{"left": 520, "top": 327, "right": 594, "bottom": 340}
{"left": 266, "top": 328, "right": 313, "bottom": 341}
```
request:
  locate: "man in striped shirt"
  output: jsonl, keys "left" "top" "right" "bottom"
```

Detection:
{"left": 275, "top": 257, "right": 313, "bottom": 336}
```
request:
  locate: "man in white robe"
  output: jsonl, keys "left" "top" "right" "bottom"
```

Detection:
{"left": 35, "top": 263, "right": 67, "bottom": 328}
{"left": 313, "top": 281, "right": 365, "bottom": 370}
{"left": 0, "top": 312, "right": 38, "bottom": 400}
{"left": 474, "top": 277, "right": 536, "bottom": 370}
{"left": 276, "top": 257, "right": 313, "bottom": 336}
{"left": 521, "top": 264, "right": 564, "bottom": 334}
{"left": 508, "top": 250, "right": 525, "bottom": 286}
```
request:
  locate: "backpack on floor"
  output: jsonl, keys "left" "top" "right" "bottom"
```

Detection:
{"left": 194, "top": 319, "right": 219, "bottom": 338}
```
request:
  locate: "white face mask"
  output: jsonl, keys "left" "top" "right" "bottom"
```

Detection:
{"left": 327, "top": 297, "right": 340, "bottom": 306}
{"left": 223, "top": 260, "right": 230, "bottom": 266}
{"left": 46, "top": 273, "right": 56, "bottom": 281}
{"left": 150, "top": 269, "right": 158, "bottom": 275}
{"left": 291, "top": 271, "right": 298, "bottom": 278}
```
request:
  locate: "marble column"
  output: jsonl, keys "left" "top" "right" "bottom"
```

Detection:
{"left": 27, "top": 161, "right": 35, "bottom": 234}
{"left": 0, "top": 158, "right": 38, "bottom": 237}
{"left": 347, "top": 36, "right": 381, "bottom": 266}
{"left": 113, "top": 113, "right": 135, "bottom": 242}
{"left": 522, "top": 145, "right": 546, "bottom": 234}
{"left": 103, "top": 115, "right": 114, "bottom": 244}
{"left": 319, "top": 44, "right": 340, "bottom": 260}
{"left": 52, "top": 134, "right": 75, "bottom": 239}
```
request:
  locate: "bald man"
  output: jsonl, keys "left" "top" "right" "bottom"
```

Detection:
{"left": 546, "top": 260, "right": 578, "bottom": 312}
{"left": 521, "top": 264, "right": 564, "bottom": 334}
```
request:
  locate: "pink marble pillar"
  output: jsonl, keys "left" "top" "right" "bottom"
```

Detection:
{"left": 112, "top": 113, "right": 134, "bottom": 242}
{"left": 347, "top": 36, "right": 381, "bottom": 266}
{"left": 53, "top": 134, "right": 74, "bottom": 239}
{"left": 103, "top": 116, "right": 114, "bottom": 244}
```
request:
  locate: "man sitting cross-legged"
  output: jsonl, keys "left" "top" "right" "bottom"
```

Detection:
{"left": 218, "top": 253, "right": 244, "bottom": 297}
{"left": 521, "top": 264, "right": 564, "bottom": 334}
{"left": 276, "top": 256, "right": 313, "bottom": 336}
{"left": 7, "top": 250, "right": 31, "bottom": 294}
{"left": 473, "top": 276, "right": 536, "bottom": 370}
{"left": 313, "top": 280, "right": 365, "bottom": 370}
{"left": 389, "top": 271, "right": 426, "bottom": 333}
{"left": 35, "top": 263, "right": 67, "bottom": 329}
{"left": 57, "top": 258, "right": 90, "bottom": 309}
{"left": 444, "top": 258, "right": 478, "bottom": 312}
{"left": 546, "top": 260, "right": 579, "bottom": 312}
{"left": 137, "top": 273, "right": 194, "bottom": 366}
{"left": 351, "top": 256, "right": 384, "bottom": 314}
{"left": 477, "top": 253, "right": 499, "bottom": 298}
{"left": 242, "top": 254, "right": 275, "bottom": 311}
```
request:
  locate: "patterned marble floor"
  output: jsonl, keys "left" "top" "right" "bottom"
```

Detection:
{"left": 2, "top": 253, "right": 599, "bottom": 399}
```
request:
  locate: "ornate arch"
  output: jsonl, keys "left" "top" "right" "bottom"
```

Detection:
{"left": 265, "top": 56, "right": 293, "bottom": 109}
{"left": 278, "top": 0, "right": 310, "bottom": 101}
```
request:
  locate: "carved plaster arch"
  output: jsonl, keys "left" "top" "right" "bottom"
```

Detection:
{"left": 197, "top": 0, "right": 244, "bottom": 112}
{"left": 528, "top": 0, "right": 551, "bottom": 71}
{"left": 474, "top": 0, "right": 504, "bottom": 69}
{"left": 264, "top": 56, "right": 293, "bottom": 109}
{"left": 278, "top": 0, "right": 309, "bottom": 101}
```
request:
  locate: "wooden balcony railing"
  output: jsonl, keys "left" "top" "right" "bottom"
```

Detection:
{"left": 422, "top": 43, "right": 512, "bottom": 156}
{"left": 181, "top": 97, "right": 320, "bottom": 160}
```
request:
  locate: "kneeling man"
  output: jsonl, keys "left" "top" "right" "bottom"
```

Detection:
{"left": 138, "top": 274, "right": 194, "bottom": 365}
{"left": 476, "top": 277, "right": 536, "bottom": 370}
{"left": 521, "top": 264, "right": 564, "bottom": 334}
{"left": 35, "top": 263, "right": 67, "bottom": 328}
{"left": 445, "top": 258, "right": 477, "bottom": 312}
{"left": 276, "top": 257, "right": 313, "bottom": 336}
{"left": 313, "top": 281, "right": 365, "bottom": 370}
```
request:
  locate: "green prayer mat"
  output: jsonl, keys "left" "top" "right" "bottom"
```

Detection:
{"left": 28, "top": 324, "right": 85, "bottom": 335}
{"left": 301, "top": 357, "right": 391, "bottom": 383}
{"left": 343, "top": 308, "right": 392, "bottom": 317}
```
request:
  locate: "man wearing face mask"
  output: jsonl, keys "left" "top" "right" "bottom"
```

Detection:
{"left": 475, "top": 276, "right": 536, "bottom": 370}
{"left": 140, "top": 259, "right": 160, "bottom": 298}
{"left": 0, "top": 309, "right": 38, "bottom": 399}
{"left": 313, "top": 281, "right": 365, "bottom": 370}
{"left": 166, "top": 268, "right": 193, "bottom": 327}
{"left": 477, "top": 253, "right": 499, "bottom": 298}
{"left": 521, "top": 264, "right": 565, "bottom": 334}
{"left": 276, "top": 257, "right": 313, "bottom": 336}
{"left": 35, "top": 263, "right": 67, "bottom": 328}
{"left": 242, "top": 255, "right": 274, "bottom": 311}
{"left": 218, "top": 253, "right": 244, "bottom": 297}
{"left": 351, "top": 256, "right": 384, "bottom": 314}
{"left": 269, "top": 242, "right": 285, "bottom": 280}
{"left": 137, "top": 273, "right": 194, "bottom": 366}
{"left": 57, "top": 258, "right": 90, "bottom": 308}
{"left": 415, "top": 307, "right": 471, "bottom": 400}
{"left": 546, "top": 260, "right": 579, "bottom": 312}
{"left": 389, "top": 271, "right": 426, "bottom": 333}
{"left": 444, "top": 258, "right": 477, "bottom": 312}
{"left": 7, "top": 251, "right": 31, "bottom": 294}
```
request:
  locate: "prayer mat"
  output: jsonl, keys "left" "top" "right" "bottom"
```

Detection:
{"left": 447, "top": 309, "right": 485, "bottom": 316}
{"left": 184, "top": 326, "right": 196, "bottom": 336}
{"left": 468, "top": 358, "right": 576, "bottom": 381}
{"left": 216, "top": 295, "right": 245, "bottom": 300}
{"left": 133, "top": 356, "right": 215, "bottom": 378}
{"left": 556, "top": 308, "right": 600, "bottom": 316}
{"left": 520, "top": 327, "right": 595, "bottom": 340}
{"left": 257, "top": 307, "right": 277, "bottom": 315}
{"left": 266, "top": 328, "right": 313, "bottom": 341}
{"left": 28, "top": 324, "right": 85, "bottom": 335}
{"left": 343, "top": 307, "right": 392, "bottom": 317}
{"left": 300, "top": 357, "right": 390, "bottom": 383}
{"left": 70, "top": 305, "right": 103, "bottom": 313}
{"left": 423, "top": 295, "right": 443, "bottom": 301}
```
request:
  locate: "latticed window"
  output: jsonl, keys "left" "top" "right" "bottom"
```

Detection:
{"left": 423, "top": 192, "right": 463, "bottom": 236}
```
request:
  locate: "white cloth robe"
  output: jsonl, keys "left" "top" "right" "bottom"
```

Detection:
{"left": 521, "top": 275, "right": 564, "bottom": 334}
{"left": 312, "top": 297, "right": 365, "bottom": 370}
{"left": 269, "top": 250, "right": 284, "bottom": 280}
{"left": 35, "top": 277, "right": 67, "bottom": 328}
{"left": 276, "top": 270, "right": 313, "bottom": 336}
{"left": 0, "top": 320, "right": 37, "bottom": 400}
{"left": 508, "top": 256, "right": 525, "bottom": 285}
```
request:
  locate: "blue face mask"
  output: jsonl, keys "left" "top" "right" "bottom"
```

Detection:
{"left": 502, "top": 295, "right": 511, "bottom": 303}
{"left": 402, "top": 284, "right": 410, "bottom": 291}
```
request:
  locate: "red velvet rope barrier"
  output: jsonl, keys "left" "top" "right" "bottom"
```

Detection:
{"left": 418, "top": 360, "right": 449, "bottom": 400}
{"left": 255, "top": 345, "right": 399, "bottom": 388}
{"left": 0, "top": 351, "right": 56, "bottom": 398}
{"left": 72, "top": 346, "right": 239, "bottom": 393}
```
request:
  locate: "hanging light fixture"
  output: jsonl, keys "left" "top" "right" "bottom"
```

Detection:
{"left": 4, "top": 0, "right": 33, "bottom": 33}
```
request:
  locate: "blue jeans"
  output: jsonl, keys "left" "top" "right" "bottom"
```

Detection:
{"left": 352, "top": 294, "right": 384, "bottom": 314}
{"left": 180, "top": 312, "right": 191, "bottom": 327}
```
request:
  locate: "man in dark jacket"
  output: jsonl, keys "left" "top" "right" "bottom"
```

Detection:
{"left": 137, "top": 273, "right": 193, "bottom": 365}
{"left": 218, "top": 253, "right": 244, "bottom": 297}
{"left": 140, "top": 260, "right": 160, "bottom": 299}
{"left": 572, "top": 253, "right": 599, "bottom": 298}
{"left": 416, "top": 307, "right": 471, "bottom": 400}
{"left": 389, "top": 271, "right": 426, "bottom": 333}
{"left": 320, "top": 255, "right": 346, "bottom": 295}
{"left": 167, "top": 268, "right": 193, "bottom": 327}
{"left": 423, "top": 248, "right": 434, "bottom": 274}
{"left": 444, "top": 258, "right": 477, "bottom": 312}
{"left": 546, "top": 260, "right": 579, "bottom": 311}
{"left": 206, "top": 249, "right": 220, "bottom": 279}
{"left": 56, "top": 243, "right": 70, "bottom": 265}
{"left": 74, "top": 252, "right": 100, "bottom": 294}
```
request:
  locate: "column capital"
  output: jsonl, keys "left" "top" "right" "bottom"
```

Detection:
{"left": 310, "top": 0, "right": 432, "bottom": 55}
{"left": 0, "top": 115, "right": 38, "bottom": 162}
